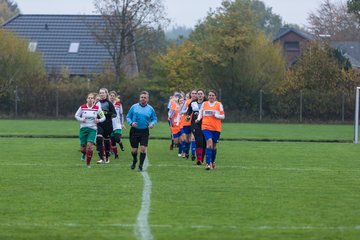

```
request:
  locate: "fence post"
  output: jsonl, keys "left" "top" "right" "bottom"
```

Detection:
{"left": 354, "top": 87, "right": 360, "bottom": 143}
{"left": 342, "top": 91, "right": 345, "bottom": 122}
{"left": 259, "top": 89, "right": 263, "bottom": 121}
{"left": 56, "top": 86, "right": 59, "bottom": 118}
{"left": 14, "top": 86, "right": 18, "bottom": 118}
{"left": 300, "top": 90, "right": 303, "bottom": 122}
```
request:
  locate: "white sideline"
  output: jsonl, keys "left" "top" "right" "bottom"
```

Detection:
{"left": 2, "top": 222, "right": 360, "bottom": 231}
{"left": 135, "top": 155, "right": 153, "bottom": 240}
{"left": 150, "top": 164, "right": 360, "bottom": 172}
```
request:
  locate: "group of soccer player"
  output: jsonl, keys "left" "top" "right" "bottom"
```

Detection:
{"left": 75, "top": 87, "right": 224, "bottom": 171}
{"left": 74, "top": 88, "right": 125, "bottom": 168}
{"left": 75, "top": 89, "right": 158, "bottom": 171}
{"left": 168, "top": 89, "right": 225, "bottom": 170}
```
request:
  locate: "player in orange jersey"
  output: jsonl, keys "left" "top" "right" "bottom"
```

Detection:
{"left": 196, "top": 90, "right": 225, "bottom": 170}
{"left": 167, "top": 94, "right": 176, "bottom": 150}
{"left": 180, "top": 90, "right": 197, "bottom": 159}
{"left": 168, "top": 93, "right": 184, "bottom": 157}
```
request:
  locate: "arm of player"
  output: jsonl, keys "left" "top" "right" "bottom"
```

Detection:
{"left": 195, "top": 104, "right": 204, "bottom": 123}
{"left": 149, "top": 108, "right": 157, "bottom": 129}
{"left": 126, "top": 106, "right": 135, "bottom": 126}
{"left": 186, "top": 101, "right": 193, "bottom": 116}
{"left": 74, "top": 107, "right": 84, "bottom": 122}
{"left": 97, "top": 110, "right": 106, "bottom": 123}
{"left": 214, "top": 103, "right": 225, "bottom": 120}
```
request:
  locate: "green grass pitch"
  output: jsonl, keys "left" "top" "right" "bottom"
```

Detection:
{"left": 0, "top": 120, "right": 360, "bottom": 239}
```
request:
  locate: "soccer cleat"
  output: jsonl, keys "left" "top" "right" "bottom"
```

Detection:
{"left": 205, "top": 164, "right": 211, "bottom": 170}
{"left": 105, "top": 159, "right": 110, "bottom": 164}
{"left": 177, "top": 153, "right": 182, "bottom": 157}
{"left": 97, "top": 159, "right": 105, "bottom": 164}
{"left": 211, "top": 162, "right": 216, "bottom": 169}
{"left": 120, "top": 144, "right": 125, "bottom": 151}
{"left": 86, "top": 165, "right": 91, "bottom": 169}
{"left": 139, "top": 166, "right": 143, "bottom": 172}
{"left": 131, "top": 164, "right": 136, "bottom": 170}
{"left": 114, "top": 155, "right": 119, "bottom": 159}
{"left": 81, "top": 154, "right": 85, "bottom": 161}
{"left": 191, "top": 155, "right": 196, "bottom": 161}
{"left": 196, "top": 160, "right": 202, "bottom": 165}
{"left": 169, "top": 143, "right": 174, "bottom": 150}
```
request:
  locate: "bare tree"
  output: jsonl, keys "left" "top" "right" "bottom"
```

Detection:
{"left": 91, "top": 0, "right": 169, "bottom": 83}
{"left": 307, "top": 0, "right": 360, "bottom": 41}
{"left": 0, "top": 0, "right": 20, "bottom": 24}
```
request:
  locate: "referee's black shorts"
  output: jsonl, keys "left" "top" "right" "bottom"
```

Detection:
{"left": 129, "top": 127, "right": 149, "bottom": 148}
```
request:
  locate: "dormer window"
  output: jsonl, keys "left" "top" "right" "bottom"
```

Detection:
{"left": 68, "top": 42, "right": 80, "bottom": 53}
{"left": 28, "top": 41, "right": 37, "bottom": 52}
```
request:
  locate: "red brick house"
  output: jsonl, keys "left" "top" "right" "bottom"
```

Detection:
{"left": 273, "top": 27, "right": 314, "bottom": 66}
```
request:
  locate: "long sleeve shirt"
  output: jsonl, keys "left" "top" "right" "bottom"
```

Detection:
{"left": 96, "top": 99, "right": 116, "bottom": 128}
{"left": 74, "top": 104, "right": 105, "bottom": 130}
{"left": 126, "top": 103, "right": 157, "bottom": 129}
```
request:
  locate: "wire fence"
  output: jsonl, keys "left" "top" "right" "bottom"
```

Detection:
{"left": 0, "top": 86, "right": 357, "bottom": 123}
{"left": 220, "top": 89, "right": 354, "bottom": 123}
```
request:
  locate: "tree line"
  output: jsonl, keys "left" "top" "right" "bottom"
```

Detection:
{"left": 1, "top": 0, "right": 360, "bottom": 122}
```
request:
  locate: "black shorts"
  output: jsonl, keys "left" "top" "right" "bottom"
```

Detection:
{"left": 129, "top": 127, "right": 149, "bottom": 148}
{"left": 97, "top": 124, "right": 113, "bottom": 139}
{"left": 191, "top": 121, "right": 202, "bottom": 133}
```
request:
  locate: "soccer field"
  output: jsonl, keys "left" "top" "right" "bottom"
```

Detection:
{"left": 0, "top": 120, "right": 354, "bottom": 142}
{"left": 1, "top": 121, "right": 360, "bottom": 240}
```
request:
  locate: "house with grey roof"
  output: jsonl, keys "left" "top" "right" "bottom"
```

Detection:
{"left": 2, "top": 14, "right": 138, "bottom": 77}
{"left": 274, "top": 26, "right": 360, "bottom": 69}
{"left": 330, "top": 41, "right": 360, "bottom": 69}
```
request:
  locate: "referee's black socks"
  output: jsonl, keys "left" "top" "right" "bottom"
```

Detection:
{"left": 140, "top": 152, "right": 146, "bottom": 167}
{"left": 132, "top": 152, "right": 137, "bottom": 163}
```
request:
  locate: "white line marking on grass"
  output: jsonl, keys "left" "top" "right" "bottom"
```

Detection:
{"left": 135, "top": 155, "right": 153, "bottom": 240}
{"left": 2, "top": 222, "right": 360, "bottom": 231}
{"left": 3, "top": 163, "right": 360, "bottom": 173}
{"left": 151, "top": 164, "right": 360, "bottom": 172}
{"left": 254, "top": 225, "right": 360, "bottom": 230}
{"left": 191, "top": 225, "right": 213, "bottom": 229}
{"left": 0, "top": 222, "right": 172, "bottom": 228}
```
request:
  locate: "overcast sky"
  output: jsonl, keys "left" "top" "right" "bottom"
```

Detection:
{"left": 15, "top": 0, "right": 345, "bottom": 29}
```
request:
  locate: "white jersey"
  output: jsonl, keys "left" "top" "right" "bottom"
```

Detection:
{"left": 74, "top": 104, "right": 105, "bottom": 130}
{"left": 112, "top": 101, "right": 123, "bottom": 130}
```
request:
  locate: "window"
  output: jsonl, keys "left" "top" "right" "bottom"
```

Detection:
{"left": 28, "top": 42, "right": 37, "bottom": 52}
{"left": 284, "top": 41, "right": 300, "bottom": 51}
{"left": 68, "top": 42, "right": 80, "bottom": 53}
